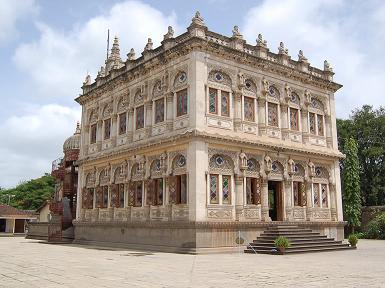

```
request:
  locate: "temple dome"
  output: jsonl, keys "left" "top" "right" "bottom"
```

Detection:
{"left": 63, "top": 122, "right": 81, "bottom": 152}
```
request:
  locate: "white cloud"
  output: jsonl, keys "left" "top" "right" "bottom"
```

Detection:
{"left": 0, "top": 0, "right": 37, "bottom": 44}
{"left": 242, "top": 0, "right": 385, "bottom": 118}
{"left": 13, "top": 0, "right": 179, "bottom": 102}
{"left": 0, "top": 104, "right": 80, "bottom": 188}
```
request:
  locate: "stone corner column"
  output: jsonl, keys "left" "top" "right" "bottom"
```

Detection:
{"left": 284, "top": 179, "right": 293, "bottom": 221}
{"left": 261, "top": 178, "right": 270, "bottom": 221}
{"left": 234, "top": 175, "right": 244, "bottom": 221}
{"left": 305, "top": 179, "right": 313, "bottom": 221}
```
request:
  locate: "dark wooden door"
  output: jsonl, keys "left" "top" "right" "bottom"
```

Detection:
{"left": 14, "top": 219, "right": 25, "bottom": 233}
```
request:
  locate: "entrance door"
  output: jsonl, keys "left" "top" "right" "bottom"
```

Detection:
{"left": 0, "top": 219, "right": 5, "bottom": 232}
{"left": 14, "top": 219, "right": 25, "bottom": 233}
{"left": 268, "top": 181, "right": 284, "bottom": 221}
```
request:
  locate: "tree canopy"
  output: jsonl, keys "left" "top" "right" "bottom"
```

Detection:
{"left": 343, "top": 137, "right": 361, "bottom": 232}
{"left": 0, "top": 174, "right": 55, "bottom": 210}
{"left": 337, "top": 105, "right": 385, "bottom": 206}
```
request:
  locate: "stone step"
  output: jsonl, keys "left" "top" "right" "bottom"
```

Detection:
{"left": 257, "top": 235, "right": 327, "bottom": 241}
{"left": 247, "top": 243, "right": 348, "bottom": 251}
{"left": 253, "top": 239, "right": 339, "bottom": 245}
{"left": 262, "top": 231, "right": 321, "bottom": 236}
{"left": 266, "top": 228, "right": 313, "bottom": 233}
{"left": 245, "top": 246, "right": 354, "bottom": 254}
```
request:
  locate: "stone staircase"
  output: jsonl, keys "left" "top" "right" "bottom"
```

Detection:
{"left": 244, "top": 225, "right": 353, "bottom": 254}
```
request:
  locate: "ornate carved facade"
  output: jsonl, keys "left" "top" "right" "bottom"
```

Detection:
{"left": 73, "top": 12, "right": 344, "bottom": 252}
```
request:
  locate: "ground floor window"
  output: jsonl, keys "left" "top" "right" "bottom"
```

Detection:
{"left": 293, "top": 181, "right": 306, "bottom": 207}
{"left": 313, "top": 183, "right": 328, "bottom": 208}
{"left": 110, "top": 184, "right": 125, "bottom": 208}
{"left": 246, "top": 177, "right": 261, "bottom": 205}
{"left": 95, "top": 186, "right": 108, "bottom": 208}
{"left": 134, "top": 181, "right": 143, "bottom": 207}
{"left": 209, "top": 174, "right": 231, "bottom": 204}
{"left": 147, "top": 178, "right": 164, "bottom": 206}
{"left": 82, "top": 188, "right": 94, "bottom": 209}
{"left": 169, "top": 174, "right": 187, "bottom": 204}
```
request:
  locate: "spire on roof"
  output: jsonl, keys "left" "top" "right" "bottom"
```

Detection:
{"left": 191, "top": 11, "right": 205, "bottom": 26}
{"left": 105, "top": 36, "right": 124, "bottom": 73}
{"left": 127, "top": 48, "right": 135, "bottom": 61}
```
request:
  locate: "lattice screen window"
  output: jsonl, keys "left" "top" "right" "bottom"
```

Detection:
{"left": 155, "top": 98, "right": 165, "bottom": 124}
{"left": 136, "top": 105, "right": 145, "bottom": 130}
{"left": 290, "top": 108, "right": 299, "bottom": 131}
{"left": 176, "top": 89, "right": 188, "bottom": 117}
{"left": 317, "top": 114, "right": 324, "bottom": 136}
{"left": 209, "top": 88, "right": 218, "bottom": 114}
{"left": 135, "top": 181, "right": 143, "bottom": 207}
{"left": 246, "top": 177, "right": 261, "bottom": 205}
{"left": 104, "top": 118, "right": 111, "bottom": 140}
{"left": 313, "top": 183, "right": 320, "bottom": 207}
{"left": 119, "top": 113, "right": 127, "bottom": 135}
{"left": 321, "top": 184, "right": 328, "bottom": 207}
{"left": 222, "top": 175, "right": 231, "bottom": 204}
{"left": 102, "top": 185, "right": 109, "bottom": 208}
{"left": 221, "top": 91, "right": 230, "bottom": 116}
{"left": 90, "top": 124, "right": 97, "bottom": 144}
{"left": 268, "top": 102, "right": 278, "bottom": 127}
{"left": 209, "top": 174, "right": 219, "bottom": 204}
{"left": 244, "top": 96, "right": 255, "bottom": 122}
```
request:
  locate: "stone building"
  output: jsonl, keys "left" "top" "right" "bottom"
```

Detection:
{"left": 74, "top": 12, "right": 344, "bottom": 253}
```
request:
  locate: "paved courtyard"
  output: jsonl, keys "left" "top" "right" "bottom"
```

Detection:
{"left": 0, "top": 237, "right": 384, "bottom": 288}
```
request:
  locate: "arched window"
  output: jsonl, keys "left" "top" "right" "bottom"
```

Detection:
{"left": 288, "top": 92, "right": 301, "bottom": 131}
{"left": 308, "top": 97, "right": 325, "bottom": 136}
{"left": 267, "top": 85, "right": 280, "bottom": 127}
{"left": 208, "top": 154, "right": 234, "bottom": 205}
{"left": 312, "top": 166, "right": 329, "bottom": 208}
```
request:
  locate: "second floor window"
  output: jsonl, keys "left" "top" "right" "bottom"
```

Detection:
{"left": 244, "top": 97, "right": 255, "bottom": 122}
{"left": 268, "top": 102, "right": 278, "bottom": 127}
{"left": 90, "top": 124, "right": 97, "bottom": 144}
{"left": 289, "top": 108, "right": 299, "bottom": 131}
{"left": 136, "top": 105, "right": 144, "bottom": 130}
{"left": 104, "top": 118, "right": 111, "bottom": 140}
{"left": 154, "top": 98, "right": 165, "bottom": 124}
{"left": 309, "top": 113, "right": 324, "bottom": 136}
{"left": 208, "top": 88, "right": 230, "bottom": 117}
{"left": 119, "top": 113, "right": 127, "bottom": 135}
{"left": 176, "top": 89, "right": 188, "bottom": 117}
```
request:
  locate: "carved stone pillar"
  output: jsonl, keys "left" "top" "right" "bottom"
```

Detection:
{"left": 325, "top": 115, "right": 333, "bottom": 148}
{"left": 166, "top": 92, "right": 174, "bottom": 131}
{"left": 284, "top": 179, "right": 293, "bottom": 221}
{"left": 127, "top": 107, "right": 134, "bottom": 141}
{"left": 111, "top": 113, "right": 117, "bottom": 147}
{"left": 258, "top": 97, "right": 267, "bottom": 136}
{"left": 233, "top": 91, "right": 242, "bottom": 131}
{"left": 329, "top": 183, "right": 337, "bottom": 221}
{"left": 235, "top": 176, "right": 244, "bottom": 221}
{"left": 301, "top": 108, "right": 309, "bottom": 144}
{"left": 145, "top": 101, "right": 153, "bottom": 137}
{"left": 280, "top": 103, "right": 289, "bottom": 140}
{"left": 96, "top": 119, "right": 103, "bottom": 151}
{"left": 261, "top": 179, "right": 270, "bottom": 221}
{"left": 305, "top": 179, "right": 313, "bottom": 221}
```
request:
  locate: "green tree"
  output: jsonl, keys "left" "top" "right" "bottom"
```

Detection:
{"left": 343, "top": 137, "right": 361, "bottom": 233}
{"left": 0, "top": 174, "right": 55, "bottom": 210}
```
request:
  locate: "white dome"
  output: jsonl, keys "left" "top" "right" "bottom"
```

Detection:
{"left": 63, "top": 123, "right": 81, "bottom": 152}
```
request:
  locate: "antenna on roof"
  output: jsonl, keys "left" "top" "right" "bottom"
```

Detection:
{"left": 106, "top": 29, "right": 110, "bottom": 61}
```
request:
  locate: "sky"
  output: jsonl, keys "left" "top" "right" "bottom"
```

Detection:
{"left": 0, "top": 0, "right": 384, "bottom": 188}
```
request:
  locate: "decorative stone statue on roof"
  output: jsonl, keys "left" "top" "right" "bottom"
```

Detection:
{"left": 164, "top": 26, "right": 174, "bottom": 40}
{"left": 232, "top": 26, "right": 243, "bottom": 39}
{"left": 105, "top": 36, "right": 124, "bottom": 73}
{"left": 324, "top": 60, "right": 333, "bottom": 72}
{"left": 97, "top": 66, "right": 105, "bottom": 78}
{"left": 278, "top": 42, "right": 288, "bottom": 55}
{"left": 298, "top": 50, "right": 308, "bottom": 62}
{"left": 127, "top": 48, "right": 135, "bottom": 61}
{"left": 83, "top": 74, "right": 91, "bottom": 86}
{"left": 256, "top": 33, "right": 267, "bottom": 48}
{"left": 144, "top": 38, "right": 153, "bottom": 51}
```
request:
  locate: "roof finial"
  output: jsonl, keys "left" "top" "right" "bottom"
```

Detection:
{"left": 191, "top": 11, "right": 205, "bottom": 26}
{"left": 75, "top": 122, "right": 81, "bottom": 134}
{"left": 256, "top": 33, "right": 267, "bottom": 48}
